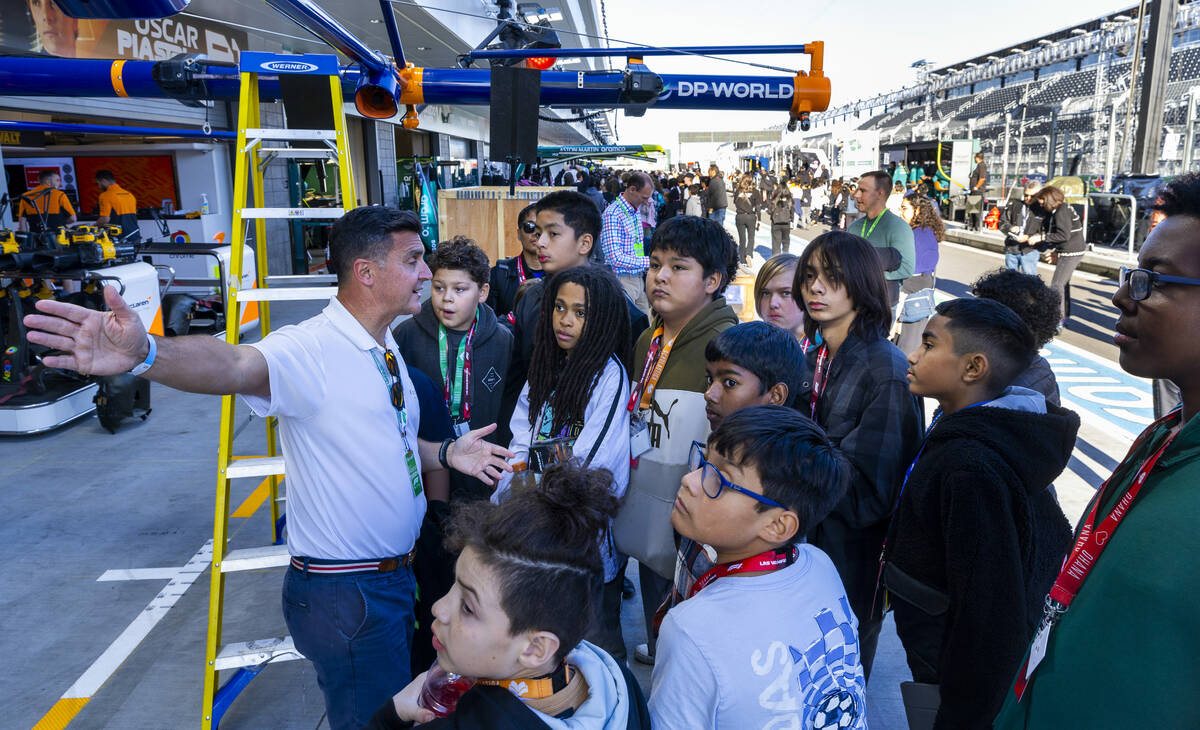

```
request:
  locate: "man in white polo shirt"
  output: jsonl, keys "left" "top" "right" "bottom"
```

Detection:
{"left": 22, "top": 207, "right": 513, "bottom": 730}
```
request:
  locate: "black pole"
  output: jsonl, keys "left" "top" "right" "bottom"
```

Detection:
{"left": 1133, "top": 0, "right": 1178, "bottom": 174}
{"left": 1048, "top": 109, "right": 1059, "bottom": 178}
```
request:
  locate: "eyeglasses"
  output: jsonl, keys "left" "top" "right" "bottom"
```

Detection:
{"left": 687, "top": 441, "right": 785, "bottom": 509}
{"left": 1118, "top": 266, "right": 1200, "bottom": 302}
{"left": 520, "top": 220, "right": 538, "bottom": 234}
{"left": 383, "top": 349, "right": 406, "bottom": 411}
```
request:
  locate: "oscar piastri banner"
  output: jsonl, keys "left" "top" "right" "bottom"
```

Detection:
{"left": 1, "top": 1, "right": 247, "bottom": 63}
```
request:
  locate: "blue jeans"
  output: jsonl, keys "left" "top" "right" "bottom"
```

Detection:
{"left": 283, "top": 565, "right": 416, "bottom": 730}
{"left": 1006, "top": 250, "right": 1039, "bottom": 275}
{"left": 709, "top": 208, "right": 727, "bottom": 225}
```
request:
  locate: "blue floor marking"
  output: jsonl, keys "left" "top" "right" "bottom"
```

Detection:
{"left": 1042, "top": 341, "right": 1153, "bottom": 436}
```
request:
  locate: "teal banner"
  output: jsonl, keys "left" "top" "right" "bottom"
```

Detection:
{"left": 415, "top": 162, "right": 439, "bottom": 250}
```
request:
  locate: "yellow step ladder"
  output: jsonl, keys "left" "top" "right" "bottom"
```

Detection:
{"left": 202, "top": 52, "right": 356, "bottom": 729}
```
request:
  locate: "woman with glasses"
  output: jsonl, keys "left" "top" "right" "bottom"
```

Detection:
{"left": 487, "top": 204, "right": 545, "bottom": 325}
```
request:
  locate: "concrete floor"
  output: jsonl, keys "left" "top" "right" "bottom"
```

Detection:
{"left": 3, "top": 220, "right": 1141, "bottom": 729}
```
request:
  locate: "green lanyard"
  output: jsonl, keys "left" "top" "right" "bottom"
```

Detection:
{"left": 859, "top": 212, "right": 883, "bottom": 239}
{"left": 438, "top": 314, "right": 475, "bottom": 421}
{"left": 369, "top": 348, "right": 424, "bottom": 498}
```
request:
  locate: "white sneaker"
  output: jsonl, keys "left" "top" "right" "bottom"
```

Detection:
{"left": 634, "top": 643, "right": 655, "bottom": 665}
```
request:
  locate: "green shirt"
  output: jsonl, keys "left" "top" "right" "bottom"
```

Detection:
{"left": 853, "top": 209, "right": 915, "bottom": 281}
{"left": 994, "top": 410, "right": 1200, "bottom": 728}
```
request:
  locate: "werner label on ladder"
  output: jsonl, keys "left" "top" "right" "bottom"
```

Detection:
{"left": 21, "top": 54, "right": 515, "bottom": 730}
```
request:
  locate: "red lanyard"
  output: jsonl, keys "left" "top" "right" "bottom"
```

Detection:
{"left": 516, "top": 254, "right": 528, "bottom": 284}
{"left": 688, "top": 545, "right": 798, "bottom": 599}
{"left": 1014, "top": 410, "right": 1181, "bottom": 700}
{"left": 628, "top": 327, "right": 674, "bottom": 412}
{"left": 809, "top": 344, "right": 830, "bottom": 418}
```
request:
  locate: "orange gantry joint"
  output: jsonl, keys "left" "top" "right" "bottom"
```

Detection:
{"left": 792, "top": 41, "right": 830, "bottom": 121}
{"left": 397, "top": 63, "right": 425, "bottom": 106}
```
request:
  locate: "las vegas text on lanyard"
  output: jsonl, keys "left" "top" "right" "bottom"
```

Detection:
{"left": 439, "top": 308, "right": 477, "bottom": 425}
{"left": 1013, "top": 409, "right": 1182, "bottom": 701}
{"left": 629, "top": 326, "right": 675, "bottom": 412}
{"left": 689, "top": 545, "right": 798, "bottom": 599}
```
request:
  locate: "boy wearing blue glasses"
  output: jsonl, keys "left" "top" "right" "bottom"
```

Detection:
{"left": 649, "top": 406, "right": 867, "bottom": 730}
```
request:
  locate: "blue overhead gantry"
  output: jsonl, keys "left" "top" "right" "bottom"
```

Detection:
{"left": 0, "top": 0, "right": 831, "bottom": 133}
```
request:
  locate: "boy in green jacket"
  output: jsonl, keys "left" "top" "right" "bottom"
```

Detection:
{"left": 994, "top": 172, "right": 1200, "bottom": 728}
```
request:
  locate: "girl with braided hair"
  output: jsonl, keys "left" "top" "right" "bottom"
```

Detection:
{"left": 495, "top": 264, "right": 632, "bottom": 658}
{"left": 367, "top": 462, "right": 651, "bottom": 729}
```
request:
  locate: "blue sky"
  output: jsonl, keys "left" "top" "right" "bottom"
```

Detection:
{"left": 604, "top": 0, "right": 1136, "bottom": 147}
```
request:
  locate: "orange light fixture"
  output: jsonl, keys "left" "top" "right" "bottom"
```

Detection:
{"left": 525, "top": 56, "right": 555, "bottom": 71}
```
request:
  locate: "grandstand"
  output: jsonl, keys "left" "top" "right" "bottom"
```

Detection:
{"left": 791, "top": 1, "right": 1200, "bottom": 195}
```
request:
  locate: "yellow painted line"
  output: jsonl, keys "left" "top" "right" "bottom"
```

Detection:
{"left": 32, "top": 697, "right": 88, "bottom": 729}
{"left": 231, "top": 477, "right": 272, "bottom": 518}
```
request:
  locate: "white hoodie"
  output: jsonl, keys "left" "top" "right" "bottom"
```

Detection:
{"left": 532, "top": 641, "right": 632, "bottom": 730}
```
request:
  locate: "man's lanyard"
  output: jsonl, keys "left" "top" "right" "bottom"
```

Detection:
{"left": 438, "top": 311, "right": 477, "bottom": 422}
{"left": 628, "top": 327, "right": 674, "bottom": 412}
{"left": 515, "top": 255, "right": 542, "bottom": 284}
{"left": 858, "top": 212, "right": 884, "bottom": 239}
{"left": 808, "top": 344, "right": 831, "bottom": 418}
{"left": 688, "top": 545, "right": 798, "bottom": 599}
{"left": 369, "top": 349, "right": 410, "bottom": 446}
{"left": 1014, "top": 409, "right": 1182, "bottom": 701}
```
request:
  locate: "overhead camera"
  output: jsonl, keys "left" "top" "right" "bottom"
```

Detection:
{"left": 789, "top": 112, "right": 811, "bottom": 132}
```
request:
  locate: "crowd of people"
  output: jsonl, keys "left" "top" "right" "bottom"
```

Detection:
{"left": 19, "top": 164, "right": 1200, "bottom": 729}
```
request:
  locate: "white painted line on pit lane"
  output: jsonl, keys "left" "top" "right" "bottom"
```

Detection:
{"left": 97, "top": 568, "right": 186, "bottom": 582}
{"left": 939, "top": 240, "right": 1114, "bottom": 283}
{"left": 62, "top": 540, "right": 212, "bottom": 700}
{"left": 1060, "top": 395, "right": 1141, "bottom": 443}
{"left": 1049, "top": 336, "right": 1147, "bottom": 379}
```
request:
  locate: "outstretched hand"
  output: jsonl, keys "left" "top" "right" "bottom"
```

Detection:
{"left": 22, "top": 285, "right": 148, "bottom": 376}
{"left": 448, "top": 423, "right": 514, "bottom": 486}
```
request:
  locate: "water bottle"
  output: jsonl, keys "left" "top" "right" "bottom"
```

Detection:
{"left": 417, "top": 659, "right": 475, "bottom": 718}
{"left": 200, "top": 194, "right": 210, "bottom": 215}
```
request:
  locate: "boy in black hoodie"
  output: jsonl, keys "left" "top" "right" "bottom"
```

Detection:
{"left": 883, "top": 297, "right": 1075, "bottom": 729}
{"left": 395, "top": 237, "right": 514, "bottom": 503}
